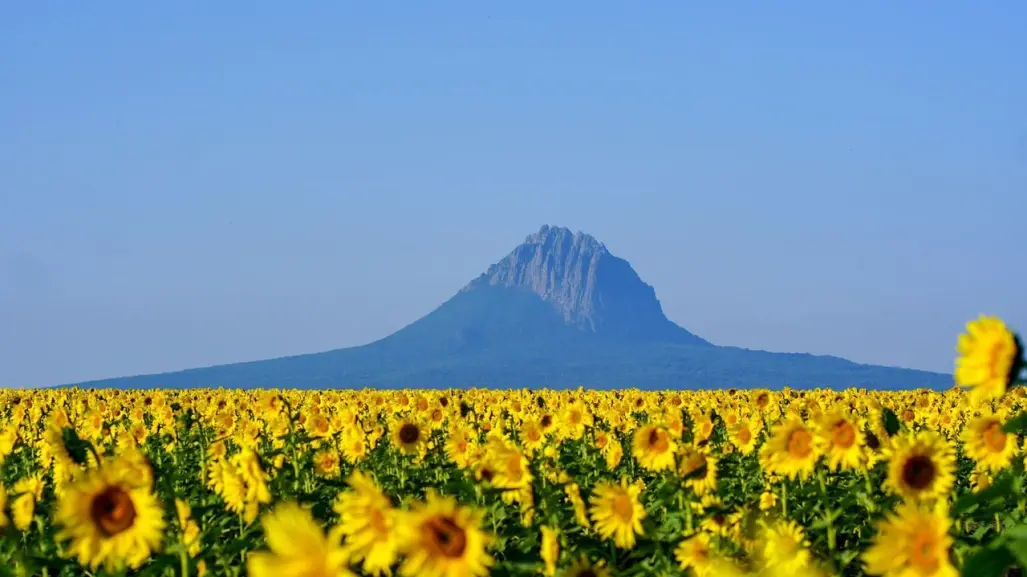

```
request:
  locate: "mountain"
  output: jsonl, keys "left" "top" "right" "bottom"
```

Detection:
{"left": 66, "top": 225, "right": 952, "bottom": 390}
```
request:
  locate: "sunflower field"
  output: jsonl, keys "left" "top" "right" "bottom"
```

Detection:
{"left": 0, "top": 315, "right": 1024, "bottom": 577}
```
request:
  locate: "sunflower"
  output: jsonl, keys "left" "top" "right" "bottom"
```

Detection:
{"left": 588, "top": 478, "right": 645, "bottom": 549}
{"left": 728, "top": 419, "right": 759, "bottom": 456}
{"left": 962, "top": 412, "right": 1017, "bottom": 473}
{"left": 819, "top": 408, "right": 865, "bottom": 471}
{"left": 396, "top": 490, "right": 492, "bottom": 577}
{"left": 862, "top": 502, "right": 957, "bottom": 577}
{"left": 564, "top": 483, "right": 591, "bottom": 529}
{"left": 0, "top": 484, "right": 7, "bottom": 529}
{"left": 632, "top": 424, "right": 677, "bottom": 472}
{"left": 333, "top": 471, "right": 399, "bottom": 576}
{"left": 313, "top": 449, "right": 341, "bottom": 478}
{"left": 560, "top": 556, "right": 611, "bottom": 577}
{"left": 759, "top": 416, "right": 823, "bottom": 480}
{"left": 540, "top": 525, "right": 559, "bottom": 577}
{"left": 520, "top": 421, "right": 547, "bottom": 454}
{"left": 53, "top": 459, "right": 166, "bottom": 572}
{"left": 955, "top": 315, "right": 1023, "bottom": 405}
{"left": 674, "top": 532, "right": 714, "bottom": 576}
{"left": 247, "top": 501, "right": 352, "bottom": 577}
{"left": 11, "top": 474, "right": 43, "bottom": 532}
{"left": 391, "top": 418, "right": 426, "bottom": 456}
{"left": 758, "top": 520, "right": 812, "bottom": 575}
{"left": 884, "top": 431, "right": 957, "bottom": 503}
{"left": 678, "top": 444, "right": 718, "bottom": 496}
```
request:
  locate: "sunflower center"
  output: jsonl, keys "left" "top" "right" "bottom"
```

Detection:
{"left": 902, "top": 455, "right": 937, "bottom": 490}
{"left": 506, "top": 454, "right": 524, "bottom": 482}
{"left": 425, "top": 516, "right": 467, "bottom": 558}
{"left": 569, "top": 410, "right": 582, "bottom": 425}
{"left": 648, "top": 429, "right": 669, "bottom": 453}
{"left": 866, "top": 432, "right": 881, "bottom": 450}
{"left": 612, "top": 494, "right": 634, "bottom": 521}
{"left": 831, "top": 421, "right": 855, "bottom": 448}
{"left": 90, "top": 486, "right": 137, "bottom": 537}
{"left": 541, "top": 415, "right": 553, "bottom": 428}
{"left": 480, "top": 467, "right": 495, "bottom": 482}
{"left": 908, "top": 529, "right": 940, "bottom": 571}
{"left": 370, "top": 507, "right": 390, "bottom": 535}
{"left": 579, "top": 571, "right": 598, "bottom": 577}
{"left": 787, "top": 429, "right": 813, "bottom": 458}
{"left": 983, "top": 422, "right": 1007, "bottom": 452}
{"left": 399, "top": 424, "right": 420, "bottom": 444}
{"left": 738, "top": 427, "right": 752, "bottom": 444}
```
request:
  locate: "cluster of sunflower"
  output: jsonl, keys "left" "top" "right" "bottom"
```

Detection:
{"left": 0, "top": 315, "right": 1024, "bottom": 576}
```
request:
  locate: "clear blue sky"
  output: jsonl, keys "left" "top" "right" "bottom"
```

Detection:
{"left": 2, "top": 2, "right": 1026, "bottom": 387}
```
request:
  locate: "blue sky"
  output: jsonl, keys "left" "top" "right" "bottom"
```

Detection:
{"left": 2, "top": 2, "right": 1025, "bottom": 387}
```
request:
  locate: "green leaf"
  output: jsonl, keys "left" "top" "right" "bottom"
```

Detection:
{"left": 881, "top": 408, "right": 901, "bottom": 437}
{"left": 952, "top": 472, "right": 1016, "bottom": 516}
{"left": 961, "top": 545, "right": 1015, "bottom": 577}
{"left": 1004, "top": 524, "right": 1027, "bottom": 541}
{"left": 1004, "top": 411, "right": 1027, "bottom": 434}
{"left": 61, "top": 426, "right": 92, "bottom": 467}
{"left": 1005, "top": 536, "right": 1027, "bottom": 569}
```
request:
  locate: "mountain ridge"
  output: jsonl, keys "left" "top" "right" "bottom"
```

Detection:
{"left": 57, "top": 225, "right": 953, "bottom": 390}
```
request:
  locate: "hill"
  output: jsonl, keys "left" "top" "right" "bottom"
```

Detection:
{"left": 67, "top": 225, "right": 952, "bottom": 390}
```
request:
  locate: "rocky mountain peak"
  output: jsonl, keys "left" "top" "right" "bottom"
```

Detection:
{"left": 464, "top": 225, "right": 709, "bottom": 344}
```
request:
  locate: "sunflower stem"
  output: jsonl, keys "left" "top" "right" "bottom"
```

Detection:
{"left": 179, "top": 546, "right": 189, "bottom": 577}
{"left": 780, "top": 482, "right": 788, "bottom": 518}
{"left": 817, "top": 469, "right": 836, "bottom": 552}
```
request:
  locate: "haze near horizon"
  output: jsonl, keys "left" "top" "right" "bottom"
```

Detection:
{"left": 2, "top": 2, "right": 1026, "bottom": 388}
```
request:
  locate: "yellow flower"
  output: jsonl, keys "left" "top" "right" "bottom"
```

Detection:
{"left": 674, "top": 532, "right": 714, "bottom": 576}
{"left": 560, "top": 557, "right": 611, "bottom": 577}
{"left": 247, "top": 501, "right": 352, "bottom": 577}
{"left": 956, "top": 315, "right": 1022, "bottom": 405}
{"left": 540, "top": 525, "right": 559, "bottom": 577}
{"left": 396, "top": 490, "right": 493, "bottom": 577}
{"left": 862, "top": 502, "right": 957, "bottom": 577}
{"left": 759, "top": 416, "right": 823, "bottom": 480}
{"left": 391, "top": 418, "right": 426, "bottom": 456}
{"left": 727, "top": 419, "right": 759, "bottom": 456}
{"left": 564, "top": 483, "right": 591, "bottom": 529}
{"left": 313, "top": 449, "right": 341, "bottom": 478}
{"left": 0, "top": 485, "right": 7, "bottom": 529}
{"left": 819, "top": 408, "right": 865, "bottom": 471}
{"left": 588, "top": 478, "right": 645, "bottom": 550}
{"left": 631, "top": 425, "right": 677, "bottom": 472}
{"left": 884, "top": 431, "right": 957, "bottom": 503}
{"left": 333, "top": 471, "right": 399, "bottom": 577}
{"left": 53, "top": 458, "right": 166, "bottom": 571}
{"left": 12, "top": 475, "right": 43, "bottom": 532}
{"left": 175, "top": 499, "right": 202, "bottom": 558}
{"left": 678, "top": 445, "right": 718, "bottom": 496}
{"left": 758, "top": 520, "right": 811, "bottom": 574}
{"left": 963, "top": 412, "right": 1017, "bottom": 473}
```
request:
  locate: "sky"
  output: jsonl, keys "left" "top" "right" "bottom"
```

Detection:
{"left": 2, "top": 2, "right": 1026, "bottom": 387}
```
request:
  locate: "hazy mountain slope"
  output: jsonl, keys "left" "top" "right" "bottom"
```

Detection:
{"left": 65, "top": 225, "right": 953, "bottom": 390}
